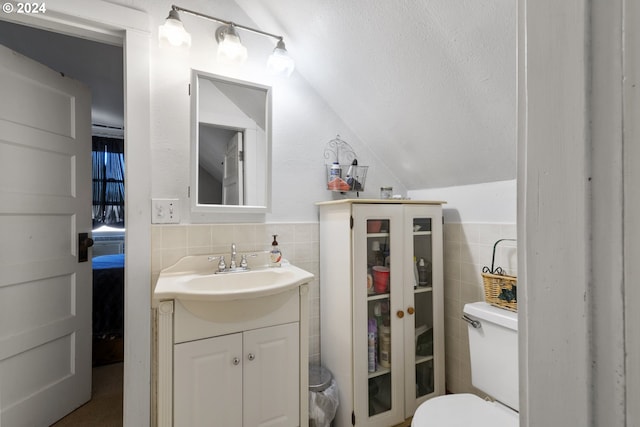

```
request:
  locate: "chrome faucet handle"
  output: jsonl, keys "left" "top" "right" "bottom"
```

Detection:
{"left": 217, "top": 255, "right": 226, "bottom": 272}
{"left": 240, "top": 254, "right": 248, "bottom": 268}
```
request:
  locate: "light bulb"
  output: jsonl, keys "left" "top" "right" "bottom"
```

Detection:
{"left": 267, "top": 40, "right": 295, "bottom": 77}
{"left": 217, "top": 34, "right": 248, "bottom": 64}
{"left": 159, "top": 10, "right": 191, "bottom": 47}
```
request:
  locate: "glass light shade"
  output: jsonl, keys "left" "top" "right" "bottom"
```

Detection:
{"left": 217, "top": 32, "right": 248, "bottom": 64}
{"left": 267, "top": 49, "right": 295, "bottom": 77}
{"left": 159, "top": 14, "right": 191, "bottom": 47}
{"left": 267, "top": 40, "right": 295, "bottom": 77}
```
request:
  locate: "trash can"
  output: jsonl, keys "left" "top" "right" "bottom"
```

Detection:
{"left": 309, "top": 365, "right": 339, "bottom": 427}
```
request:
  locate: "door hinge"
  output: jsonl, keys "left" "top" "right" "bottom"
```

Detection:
{"left": 350, "top": 216, "right": 354, "bottom": 229}
{"left": 188, "top": 186, "right": 191, "bottom": 198}
{"left": 239, "top": 150, "right": 244, "bottom": 162}
{"left": 352, "top": 410, "right": 356, "bottom": 425}
{"left": 188, "top": 83, "right": 191, "bottom": 96}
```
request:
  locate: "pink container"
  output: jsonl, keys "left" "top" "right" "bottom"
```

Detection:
{"left": 372, "top": 266, "right": 390, "bottom": 293}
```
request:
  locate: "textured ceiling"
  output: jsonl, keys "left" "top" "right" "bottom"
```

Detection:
{"left": 237, "top": 0, "right": 517, "bottom": 189}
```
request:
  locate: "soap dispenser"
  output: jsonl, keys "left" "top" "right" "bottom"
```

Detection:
{"left": 270, "top": 234, "right": 282, "bottom": 266}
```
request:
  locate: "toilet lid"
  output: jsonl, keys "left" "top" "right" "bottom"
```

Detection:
{"left": 412, "top": 393, "right": 518, "bottom": 427}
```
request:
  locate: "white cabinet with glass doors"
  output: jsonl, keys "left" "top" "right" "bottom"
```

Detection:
{"left": 318, "top": 200, "right": 445, "bottom": 427}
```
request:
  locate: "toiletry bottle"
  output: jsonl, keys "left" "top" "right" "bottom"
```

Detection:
{"left": 270, "top": 234, "right": 282, "bottom": 266}
{"left": 379, "top": 318, "right": 391, "bottom": 368}
{"left": 413, "top": 256, "right": 419, "bottom": 289}
{"left": 373, "top": 302, "right": 382, "bottom": 328}
{"left": 368, "top": 319, "right": 377, "bottom": 372}
{"left": 329, "top": 162, "right": 341, "bottom": 180}
{"left": 418, "top": 258, "right": 428, "bottom": 286}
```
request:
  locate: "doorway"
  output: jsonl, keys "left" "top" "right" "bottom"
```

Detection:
{"left": 0, "top": 19, "right": 125, "bottom": 424}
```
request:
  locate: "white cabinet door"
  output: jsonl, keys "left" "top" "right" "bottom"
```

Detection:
{"left": 244, "top": 322, "right": 300, "bottom": 427}
{"left": 174, "top": 322, "right": 299, "bottom": 427}
{"left": 174, "top": 333, "right": 243, "bottom": 427}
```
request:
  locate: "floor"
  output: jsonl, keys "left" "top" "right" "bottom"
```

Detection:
{"left": 48, "top": 360, "right": 411, "bottom": 427}
{"left": 51, "top": 362, "right": 123, "bottom": 427}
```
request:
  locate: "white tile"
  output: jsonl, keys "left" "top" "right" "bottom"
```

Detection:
{"left": 210, "top": 224, "right": 234, "bottom": 247}
{"left": 233, "top": 224, "right": 257, "bottom": 247}
{"left": 162, "top": 225, "right": 187, "bottom": 249}
{"left": 187, "top": 225, "right": 211, "bottom": 249}
{"left": 265, "top": 224, "right": 295, "bottom": 244}
{"left": 294, "top": 223, "right": 319, "bottom": 243}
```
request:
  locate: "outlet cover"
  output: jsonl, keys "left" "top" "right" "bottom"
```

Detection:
{"left": 152, "top": 198, "right": 180, "bottom": 224}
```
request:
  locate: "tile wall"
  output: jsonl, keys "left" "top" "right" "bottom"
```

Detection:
{"left": 150, "top": 222, "right": 321, "bottom": 364}
{"left": 443, "top": 222, "right": 517, "bottom": 394}
{"left": 150, "top": 221, "right": 516, "bottom": 395}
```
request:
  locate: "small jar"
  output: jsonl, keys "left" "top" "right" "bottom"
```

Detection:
{"left": 380, "top": 187, "right": 393, "bottom": 199}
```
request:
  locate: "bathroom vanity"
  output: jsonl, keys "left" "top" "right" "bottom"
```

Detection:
{"left": 154, "top": 254, "right": 313, "bottom": 427}
{"left": 317, "top": 200, "right": 445, "bottom": 427}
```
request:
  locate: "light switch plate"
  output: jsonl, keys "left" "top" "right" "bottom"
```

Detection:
{"left": 152, "top": 198, "right": 180, "bottom": 224}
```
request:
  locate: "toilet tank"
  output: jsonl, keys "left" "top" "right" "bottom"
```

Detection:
{"left": 464, "top": 302, "right": 518, "bottom": 411}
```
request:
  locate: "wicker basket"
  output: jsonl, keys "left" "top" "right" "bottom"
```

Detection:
{"left": 482, "top": 272, "right": 517, "bottom": 312}
{"left": 481, "top": 239, "right": 517, "bottom": 312}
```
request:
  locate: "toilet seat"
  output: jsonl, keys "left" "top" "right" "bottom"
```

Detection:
{"left": 411, "top": 393, "right": 518, "bottom": 427}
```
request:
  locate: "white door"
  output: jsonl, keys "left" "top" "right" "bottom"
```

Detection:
{"left": 0, "top": 44, "right": 92, "bottom": 425}
{"left": 174, "top": 333, "right": 243, "bottom": 427}
{"left": 222, "top": 131, "right": 243, "bottom": 205}
{"left": 244, "top": 323, "right": 299, "bottom": 427}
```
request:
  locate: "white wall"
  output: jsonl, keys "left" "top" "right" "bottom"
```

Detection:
{"left": 142, "top": 0, "right": 406, "bottom": 223}
{"left": 408, "top": 179, "right": 517, "bottom": 224}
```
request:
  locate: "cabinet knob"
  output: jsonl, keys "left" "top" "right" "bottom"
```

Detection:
{"left": 397, "top": 310, "right": 404, "bottom": 319}
{"left": 248, "top": 353, "right": 256, "bottom": 361}
{"left": 232, "top": 357, "right": 240, "bottom": 366}
{"left": 407, "top": 307, "right": 415, "bottom": 315}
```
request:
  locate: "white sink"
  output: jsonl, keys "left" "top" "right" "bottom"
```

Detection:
{"left": 153, "top": 253, "right": 314, "bottom": 303}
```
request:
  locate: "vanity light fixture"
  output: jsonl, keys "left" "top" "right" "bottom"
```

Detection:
{"left": 215, "top": 24, "right": 248, "bottom": 64}
{"left": 159, "top": 5, "right": 295, "bottom": 76}
{"left": 158, "top": 9, "right": 191, "bottom": 47}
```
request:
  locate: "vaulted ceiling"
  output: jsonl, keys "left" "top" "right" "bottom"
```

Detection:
{"left": 237, "top": 0, "right": 517, "bottom": 189}
{"left": 0, "top": 1, "right": 516, "bottom": 191}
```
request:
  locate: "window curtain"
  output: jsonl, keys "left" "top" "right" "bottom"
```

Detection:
{"left": 92, "top": 136, "right": 125, "bottom": 228}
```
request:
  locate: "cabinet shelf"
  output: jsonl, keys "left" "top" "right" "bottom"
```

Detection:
{"left": 367, "top": 232, "right": 390, "bottom": 238}
{"left": 414, "top": 286, "right": 433, "bottom": 294}
{"left": 412, "top": 231, "right": 432, "bottom": 236}
{"left": 368, "top": 293, "right": 390, "bottom": 301}
{"left": 415, "top": 355, "right": 434, "bottom": 366}
{"left": 368, "top": 366, "right": 391, "bottom": 379}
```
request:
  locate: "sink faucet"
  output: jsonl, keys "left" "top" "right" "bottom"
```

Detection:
{"left": 230, "top": 243, "right": 237, "bottom": 269}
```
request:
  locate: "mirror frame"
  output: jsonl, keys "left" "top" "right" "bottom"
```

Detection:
{"left": 190, "top": 69, "right": 272, "bottom": 215}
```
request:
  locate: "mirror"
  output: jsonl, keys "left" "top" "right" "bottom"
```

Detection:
{"left": 191, "top": 70, "right": 272, "bottom": 214}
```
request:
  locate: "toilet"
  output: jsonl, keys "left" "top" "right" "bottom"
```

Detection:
{"left": 412, "top": 302, "right": 518, "bottom": 426}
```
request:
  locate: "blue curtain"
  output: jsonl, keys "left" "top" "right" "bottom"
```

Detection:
{"left": 92, "top": 136, "right": 125, "bottom": 228}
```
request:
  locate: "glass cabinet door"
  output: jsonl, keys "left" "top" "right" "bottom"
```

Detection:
{"left": 411, "top": 215, "right": 435, "bottom": 398}
{"left": 404, "top": 204, "right": 443, "bottom": 415}
{"left": 353, "top": 204, "right": 404, "bottom": 426}
{"left": 365, "top": 216, "right": 392, "bottom": 417}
